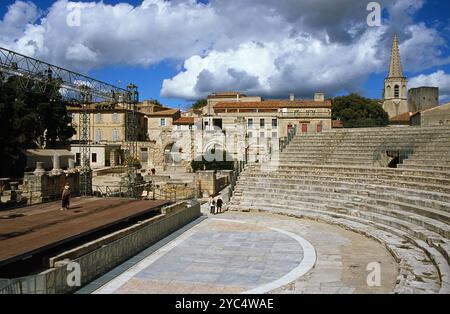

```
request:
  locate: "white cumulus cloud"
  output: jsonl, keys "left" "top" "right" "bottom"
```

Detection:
{"left": 0, "top": 0, "right": 449, "bottom": 101}
{"left": 409, "top": 70, "right": 450, "bottom": 103}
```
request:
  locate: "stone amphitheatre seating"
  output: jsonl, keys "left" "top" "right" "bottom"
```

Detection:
{"left": 228, "top": 126, "right": 450, "bottom": 294}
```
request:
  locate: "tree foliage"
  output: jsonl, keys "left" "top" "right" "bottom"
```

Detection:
{"left": 332, "top": 93, "right": 389, "bottom": 128}
{"left": 0, "top": 75, "right": 75, "bottom": 177}
{"left": 150, "top": 98, "right": 163, "bottom": 106}
{"left": 191, "top": 98, "right": 207, "bottom": 110}
{"left": 191, "top": 149, "right": 234, "bottom": 172}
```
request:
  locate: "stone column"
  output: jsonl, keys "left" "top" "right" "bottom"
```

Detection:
{"left": 33, "top": 162, "right": 46, "bottom": 176}
{"left": 51, "top": 154, "right": 62, "bottom": 176}
{"left": 110, "top": 149, "right": 116, "bottom": 167}
{"left": 68, "top": 158, "right": 76, "bottom": 173}
{"left": 197, "top": 170, "right": 216, "bottom": 197}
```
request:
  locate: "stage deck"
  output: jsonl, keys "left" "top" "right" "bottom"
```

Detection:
{"left": 0, "top": 198, "right": 170, "bottom": 267}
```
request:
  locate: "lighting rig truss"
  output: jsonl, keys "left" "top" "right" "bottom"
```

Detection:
{"left": 0, "top": 46, "right": 139, "bottom": 197}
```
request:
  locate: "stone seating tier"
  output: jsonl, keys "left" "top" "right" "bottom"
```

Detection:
{"left": 230, "top": 126, "right": 450, "bottom": 293}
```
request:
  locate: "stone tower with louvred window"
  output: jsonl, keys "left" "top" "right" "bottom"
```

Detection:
{"left": 383, "top": 33, "right": 409, "bottom": 118}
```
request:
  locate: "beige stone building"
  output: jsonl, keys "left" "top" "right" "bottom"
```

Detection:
{"left": 67, "top": 103, "right": 148, "bottom": 168}
{"left": 408, "top": 87, "right": 439, "bottom": 112}
{"left": 144, "top": 109, "right": 185, "bottom": 170}
{"left": 204, "top": 92, "right": 263, "bottom": 115}
{"left": 212, "top": 93, "right": 332, "bottom": 137}
{"left": 411, "top": 103, "right": 450, "bottom": 126}
{"left": 204, "top": 92, "right": 332, "bottom": 162}
{"left": 68, "top": 103, "right": 148, "bottom": 144}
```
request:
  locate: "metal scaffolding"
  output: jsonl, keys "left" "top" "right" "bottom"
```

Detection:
{"left": 0, "top": 46, "right": 139, "bottom": 196}
{"left": 124, "top": 83, "right": 139, "bottom": 198}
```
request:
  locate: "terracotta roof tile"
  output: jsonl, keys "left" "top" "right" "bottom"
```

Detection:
{"left": 390, "top": 112, "right": 417, "bottom": 122}
{"left": 332, "top": 120, "right": 343, "bottom": 128}
{"left": 146, "top": 109, "right": 180, "bottom": 117}
{"left": 213, "top": 100, "right": 331, "bottom": 109}
{"left": 173, "top": 117, "right": 195, "bottom": 125}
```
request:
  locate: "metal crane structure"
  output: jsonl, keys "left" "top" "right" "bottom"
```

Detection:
{"left": 0, "top": 46, "right": 139, "bottom": 197}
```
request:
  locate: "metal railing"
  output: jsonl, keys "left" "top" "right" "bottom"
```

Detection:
{"left": 0, "top": 186, "right": 81, "bottom": 211}
{"left": 93, "top": 183, "right": 197, "bottom": 202}
{"left": 280, "top": 125, "right": 298, "bottom": 152}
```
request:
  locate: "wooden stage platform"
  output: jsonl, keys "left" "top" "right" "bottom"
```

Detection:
{"left": 0, "top": 198, "right": 170, "bottom": 267}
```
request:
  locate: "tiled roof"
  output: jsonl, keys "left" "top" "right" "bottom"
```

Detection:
{"left": 146, "top": 109, "right": 180, "bottom": 117}
{"left": 173, "top": 117, "right": 195, "bottom": 125}
{"left": 332, "top": 120, "right": 343, "bottom": 128}
{"left": 209, "top": 92, "right": 246, "bottom": 97}
{"left": 214, "top": 100, "right": 332, "bottom": 109}
{"left": 390, "top": 112, "right": 417, "bottom": 122}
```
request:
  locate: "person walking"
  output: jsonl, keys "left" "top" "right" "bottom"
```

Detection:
{"left": 208, "top": 196, "right": 216, "bottom": 215}
{"left": 60, "top": 183, "right": 71, "bottom": 211}
{"left": 216, "top": 197, "right": 223, "bottom": 214}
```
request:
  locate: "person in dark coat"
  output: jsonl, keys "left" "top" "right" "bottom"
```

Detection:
{"left": 61, "top": 183, "right": 71, "bottom": 211}
{"left": 216, "top": 197, "right": 223, "bottom": 214}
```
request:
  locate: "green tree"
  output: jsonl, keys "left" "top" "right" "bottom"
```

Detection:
{"left": 150, "top": 98, "right": 163, "bottom": 106}
{"left": 191, "top": 149, "right": 234, "bottom": 172}
{"left": 332, "top": 93, "right": 389, "bottom": 128}
{"left": 0, "top": 75, "right": 75, "bottom": 177}
{"left": 191, "top": 98, "right": 207, "bottom": 110}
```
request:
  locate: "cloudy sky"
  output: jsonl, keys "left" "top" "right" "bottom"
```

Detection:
{"left": 0, "top": 0, "right": 449, "bottom": 108}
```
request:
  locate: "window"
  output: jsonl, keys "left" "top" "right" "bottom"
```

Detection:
{"left": 260, "top": 119, "right": 265, "bottom": 128}
{"left": 248, "top": 131, "right": 253, "bottom": 138}
{"left": 394, "top": 85, "right": 400, "bottom": 98}
{"left": 112, "top": 129, "right": 119, "bottom": 142}
{"left": 272, "top": 131, "right": 278, "bottom": 139}
{"left": 248, "top": 119, "right": 253, "bottom": 129}
{"left": 92, "top": 153, "right": 97, "bottom": 163}
{"left": 260, "top": 131, "right": 265, "bottom": 138}
{"left": 213, "top": 118, "right": 223, "bottom": 129}
{"left": 75, "top": 153, "right": 81, "bottom": 166}
{"left": 160, "top": 118, "right": 166, "bottom": 126}
{"left": 95, "top": 129, "right": 102, "bottom": 142}
{"left": 272, "top": 119, "right": 277, "bottom": 128}
{"left": 112, "top": 113, "right": 119, "bottom": 123}
{"left": 95, "top": 113, "right": 102, "bottom": 123}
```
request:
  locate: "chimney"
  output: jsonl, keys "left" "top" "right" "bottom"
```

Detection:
{"left": 314, "top": 92, "right": 325, "bottom": 102}
{"left": 289, "top": 93, "right": 295, "bottom": 101}
{"left": 236, "top": 93, "right": 240, "bottom": 102}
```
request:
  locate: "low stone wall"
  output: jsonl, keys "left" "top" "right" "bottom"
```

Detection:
{"left": 92, "top": 166, "right": 128, "bottom": 177}
{"left": 22, "top": 171, "right": 80, "bottom": 205}
{"left": 215, "top": 176, "right": 228, "bottom": 192}
{"left": 0, "top": 201, "right": 201, "bottom": 294}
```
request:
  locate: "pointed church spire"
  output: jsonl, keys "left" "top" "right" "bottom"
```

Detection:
{"left": 388, "top": 33, "right": 404, "bottom": 78}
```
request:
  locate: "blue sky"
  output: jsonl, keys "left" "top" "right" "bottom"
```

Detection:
{"left": 0, "top": 0, "right": 449, "bottom": 109}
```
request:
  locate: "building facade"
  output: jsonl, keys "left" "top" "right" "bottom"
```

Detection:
{"left": 67, "top": 103, "right": 148, "bottom": 168}
{"left": 411, "top": 103, "right": 450, "bottom": 126}
{"left": 68, "top": 103, "right": 148, "bottom": 144}
{"left": 207, "top": 92, "right": 332, "bottom": 162}
{"left": 408, "top": 87, "right": 440, "bottom": 112}
{"left": 211, "top": 93, "right": 332, "bottom": 137}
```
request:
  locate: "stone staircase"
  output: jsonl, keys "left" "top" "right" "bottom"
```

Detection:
{"left": 229, "top": 126, "right": 450, "bottom": 294}
{"left": 280, "top": 126, "right": 450, "bottom": 168}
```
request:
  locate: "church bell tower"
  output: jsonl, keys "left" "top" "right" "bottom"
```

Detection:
{"left": 383, "top": 33, "right": 409, "bottom": 118}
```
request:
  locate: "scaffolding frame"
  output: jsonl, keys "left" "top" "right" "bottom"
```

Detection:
{"left": 0, "top": 46, "right": 139, "bottom": 196}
